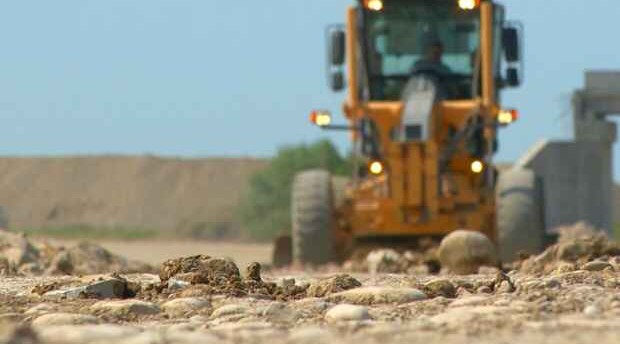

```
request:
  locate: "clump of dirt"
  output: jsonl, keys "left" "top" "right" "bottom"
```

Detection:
{"left": 0, "top": 231, "right": 152, "bottom": 277}
{"left": 306, "top": 274, "right": 362, "bottom": 297}
{"left": 157, "top": 255, "right": 361, "bottom": 301}
{"left": 517, "top": 222, "right": 620, "bottom": 274}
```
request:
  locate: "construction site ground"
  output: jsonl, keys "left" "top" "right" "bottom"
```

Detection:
{"left": 0, "top": 227, "right": 619, "bottom": 344}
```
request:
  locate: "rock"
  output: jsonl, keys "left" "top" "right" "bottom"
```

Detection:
{"left": 496, "top": 280, "right": 515, "bottom": 293}
{"left": 210, "top": 304, "right": 248, "bottom": 319}
{"left": 423, "top": 279, "right": 457, "bottom": 298}
{"left": 31, "top": 313, "right": 99, "bottom": 327}
{"left": 327, "top": 287, "right": 427, "bottom": 305}
{"left": 325, "top": 304, "right": 370, "bottom": 323}
{"left": 162, "top": 298, "right": 210, "bottom": 317}
{"left": 91, "top": 300, "right": 160, "bottom": 316}
{"left": 167, "top": 278, "right": 191, "bottom": 291}
{"left": 261, "top": 302, "right": 299, "bottom": 323}
{"left": 582, "top": 260, "right": 613, "bottom": 272}
{"left": 43, "top": 277, "right": 128, "bottom": 299}
{"left": 24, "top": 304, "right": 57, "bottom": 316}
{"left": 306, "top": 274, "right": 362, "bottom": 297}
{"left": 476, "top": 285, "right": 492, "bottom": 294}
{"left": 431, "top": 306, "right": 506, "bottom": 325}
{"left": 584, "top": 304, "right": 603, "bottom": 317}
{"left": 366, "top": 249, "right": 402, "bottom": 274}
{"left": 292, "top": 298, "right": 333, "bottom": 314}
{"left": 244, "top": 262, "right": 262, "bottom": 282}
{"left": 0, "top": 231, "right": 40, "bottom": 266}
{"left": 438, "top": 230, "right": 497, "bottom": 275}
{"left": 35, "top": 324, "right": 140, "bottom": 343}
{"left": 159, "top": 255, "right": 240, "bottom": 284}
{"left": 450, "top": 295, "right": 490, "bottom": 307}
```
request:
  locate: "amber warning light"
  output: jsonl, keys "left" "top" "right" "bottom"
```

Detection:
{"left": 497, "top": 109, "right": 519, "bottom": 126}
{"left": 310, "top": 110, "right": 332, "bottom": 127}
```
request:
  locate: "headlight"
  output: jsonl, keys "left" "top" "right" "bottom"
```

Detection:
{"left": 369, "top": 161, "right": 384, "bottom": 175}
{"left": 470, "top": 160, "right": 484, "bottom": 174}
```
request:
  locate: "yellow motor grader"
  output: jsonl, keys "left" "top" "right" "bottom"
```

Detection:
{"left": 280, "top": 0, "right": 544, "bottom": 266}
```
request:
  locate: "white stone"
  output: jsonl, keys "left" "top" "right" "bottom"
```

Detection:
{"left": 584, "top": 304, "right": 603, "bottom": 317}
{"left": 91, "top": 300, "right": 160, "bottom": 316}
{"left": 210, "top": 304, "right": 248, "bottom": 319}
{"left": 325, "top": 304, "right": 370, "bottom": 323}
{"left": 327, "top": 287, "right": 427, "bottom": 305}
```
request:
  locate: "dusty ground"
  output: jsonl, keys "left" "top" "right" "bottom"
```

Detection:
{"left": 1, "top": 228, "right": 619, "bottom": 344}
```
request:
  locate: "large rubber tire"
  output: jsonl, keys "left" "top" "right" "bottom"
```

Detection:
{"left": 292, "top": 169, "right": 334, "bottom": 265}
{"left": 496, "top": 168, "right": 545, "bottom": 263}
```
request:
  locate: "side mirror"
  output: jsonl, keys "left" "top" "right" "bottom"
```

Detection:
{"left": 329, "top": 71, "right": 345, "bottom": 92}
{"left": 328, "top": 29, "right": 346, "bottom": 66}
{"left": 506, "top": 67, "right": 520, "bottom": 87}
{"left": 502, "top": 27, "right": 520, "bottom": 63}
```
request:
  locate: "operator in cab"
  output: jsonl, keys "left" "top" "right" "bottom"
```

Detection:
{"left": 411, "top": 36, "right": 452, "bottom": 77}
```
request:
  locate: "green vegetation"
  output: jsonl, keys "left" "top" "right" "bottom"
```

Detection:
{"left": 20, "top": 225, "right": 159, "bottom": 241}
{"left": 238, "top": 140, "right": 351, "bottom": 240}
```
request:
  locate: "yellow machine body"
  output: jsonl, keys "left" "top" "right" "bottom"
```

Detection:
{"left": 334, "top": 1, "right": 512, "bottom": 242}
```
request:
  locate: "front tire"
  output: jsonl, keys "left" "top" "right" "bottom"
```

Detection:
{"left": 291, "top": 169, "right": 334, "bottom": 265}
{"left": 496, "top": 168, "right": 545, "bottom": 262}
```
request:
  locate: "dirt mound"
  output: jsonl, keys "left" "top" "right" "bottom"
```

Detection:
{"left": 0, "top": 231, "right": 152, "bottom": 276}
{"left": 0, "top": 156, "right": 267, "bottom": 234}
{"left": 518, "top": 222, "right": 620, "bottom": 274}
{"left": 156, "top": 255, "right": 360, "bottom": 301}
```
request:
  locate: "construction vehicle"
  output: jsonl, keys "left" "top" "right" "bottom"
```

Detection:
{"left": 278, "top": 0, "right": 543, "bottom": 266}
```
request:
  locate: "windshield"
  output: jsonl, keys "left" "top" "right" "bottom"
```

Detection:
{"left": 362, "top": 0, "right": 483, "bottom": 100}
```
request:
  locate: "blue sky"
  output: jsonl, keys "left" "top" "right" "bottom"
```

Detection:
{"left": 0, "top": 1, "right": 619, "bottom": 175}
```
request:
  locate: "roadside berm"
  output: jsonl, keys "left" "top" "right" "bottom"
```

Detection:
{"left": 0, "top": 223, "right": 618, "bottom": 344}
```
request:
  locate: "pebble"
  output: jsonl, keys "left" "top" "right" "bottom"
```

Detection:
{"left": 450, "top": 295, "right": 490, "bottom": 307}
{"left": 90, "top": 300, "right": 160, "bottom": 316}
{"left": 162, "top": 298, "right": 210, "bottom": 317}
{"left": 438, "top": 230, "right": 497, "bottom": 275}
{"left": 324, "top": 304, "right": 371, "bottom": 323}
{"left": 32, "top": 313, "right": 99, "bottom": 327}
{"left": 210, "top": 304, "right": 248, "bottom": 319}
{"left": 35, "top": 324, "right": 141, "bottom": 343}
{"left": 424, "top": 279, "right": 457, "bottom": 298}
{"left": 327, "top": 287, "right": 427, "bottom": 305}
{"left": 582, "top": 261, "right": 614, "bottom": 272}
{"left": 583, "top": 304, "right": 603, "bottom": 317}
